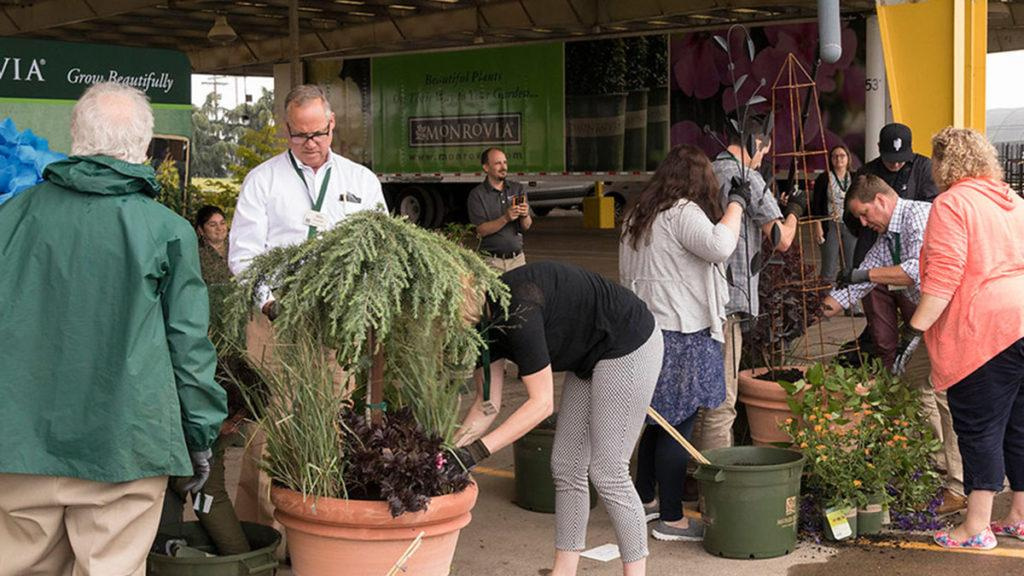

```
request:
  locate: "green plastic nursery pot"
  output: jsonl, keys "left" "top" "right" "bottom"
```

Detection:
{"left": 857, "top": 492, "right": 886, "bottom": 535}
{"left": 147, "top": 521, "right": 280, "bottom": 576}
{"left": 513, "top": 415, "right": 597, "bottom": 513}
{"left": 695, "top": 446, "right": 805, "bottom": 559}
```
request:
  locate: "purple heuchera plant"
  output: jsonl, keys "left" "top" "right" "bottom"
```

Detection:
{"left": 340, "top": 407, "right": 471, "bottom": 518}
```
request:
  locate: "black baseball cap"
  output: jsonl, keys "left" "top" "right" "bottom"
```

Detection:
{"left": 878, "top": 123, "right": 913, "bottom": 164}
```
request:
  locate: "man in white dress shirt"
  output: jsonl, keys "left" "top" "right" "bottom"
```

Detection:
{"left": 228, "top": 83, "right": 384, "bottom": 527}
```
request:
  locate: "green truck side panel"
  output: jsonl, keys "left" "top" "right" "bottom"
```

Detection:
{"left": 371, "top": 43, "right": 564, "bottom": 173}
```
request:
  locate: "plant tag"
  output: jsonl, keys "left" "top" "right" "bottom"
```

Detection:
{"left": 825, "top": 506, "right": 853, "bottom": 540}
{"left": 481, "top": 400, "right": 497, "bottom": 416}
{"left": 303, "top": 210, "right": 329, "bottom": 231}
{"left": 882, "top": 505, "right": 891, "bottom": 525}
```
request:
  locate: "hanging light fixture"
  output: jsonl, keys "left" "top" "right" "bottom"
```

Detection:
{"left": 208, "top": 14, "right": 238, "bottom": 44}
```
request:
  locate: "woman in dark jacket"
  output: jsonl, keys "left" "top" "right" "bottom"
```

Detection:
{"left": 811, "top": 145, "right": 857, "bottom": 282}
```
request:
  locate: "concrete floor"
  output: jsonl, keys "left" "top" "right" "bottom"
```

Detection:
{"left": 220, "top": 211, "right": 1024, "bottom": 575}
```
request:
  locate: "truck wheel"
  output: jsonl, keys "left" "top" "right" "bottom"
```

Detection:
{"left": 608, "top": 194, "right": 626, "bottom": 222}
{"left": 395, "top": 187, "right": 436, "bottom": 228}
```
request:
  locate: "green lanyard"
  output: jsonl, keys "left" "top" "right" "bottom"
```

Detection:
{"left": 288, "top": 152, "right": 333, "bottom": 239}
{"left": 887, "top": 232, "right": 902, "bottom": 264}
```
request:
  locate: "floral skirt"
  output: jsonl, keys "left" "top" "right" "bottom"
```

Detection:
{"left": 648, "top": 328, "right": 726, "bottom": 426}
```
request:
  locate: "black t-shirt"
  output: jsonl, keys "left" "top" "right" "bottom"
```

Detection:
{"left": 486, "top": 261, "right": 656, "bottom": 380}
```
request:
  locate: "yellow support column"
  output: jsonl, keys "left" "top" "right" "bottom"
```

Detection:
{"left": 583, "top": 180, "right": 615, "bottom": 229}
{"left": 876, "top": 0, "right": 987, "bottom": 150}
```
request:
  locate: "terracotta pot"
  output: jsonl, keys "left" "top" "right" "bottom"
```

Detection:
{"left": 737, "top": 366, "right": 807, "bottom": 446}
{"left": 271, "top": 481, "right": 478, "bottom": 576}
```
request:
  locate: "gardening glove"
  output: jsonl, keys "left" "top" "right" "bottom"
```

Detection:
{"left": 181, "top": 449, "right": 213, "bottom": 494}
{"left": 727, "top": 176, "right": 752, "bottom": 211}
{"left": 448, "top": 439, "right": 491, "bottom": 472}
{"left": 892, "top": 327, "right": 923, "bottom": 376}
{"left": 836, "top": 268, "right": 870, "bottom": 288}
{"left": 783, "top": 186, "right": 807, "bottom": 219}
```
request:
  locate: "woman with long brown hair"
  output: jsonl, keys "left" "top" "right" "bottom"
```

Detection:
{"left": 619, "top": 144, "right": 746, "bottom": 541}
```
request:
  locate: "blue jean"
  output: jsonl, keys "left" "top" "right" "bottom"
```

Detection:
{"left": 946, "top": 337, "right": 1024, "bottom": 494}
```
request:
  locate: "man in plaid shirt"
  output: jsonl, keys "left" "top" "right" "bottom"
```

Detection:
{"left": 823, "top": 173, "right": 966, "bottom": 516}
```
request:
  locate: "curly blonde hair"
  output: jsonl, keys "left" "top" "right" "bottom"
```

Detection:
{"left": 930, "top": 126, "right": 1003, "bottom": 191}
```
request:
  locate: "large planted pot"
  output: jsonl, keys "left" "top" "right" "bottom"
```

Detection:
{"left": 272, "top": 481, "right": 478, "bottom": 576}
{"left": 737, "top": 366, "right": 808, "bottom": 446}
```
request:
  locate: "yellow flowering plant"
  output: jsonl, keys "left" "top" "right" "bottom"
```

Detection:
{"left": 781, "top": 360, "right": 939, "bottom": 511}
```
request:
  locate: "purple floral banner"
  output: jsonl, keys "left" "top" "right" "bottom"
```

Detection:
{"left": 670, "top": 20, "right": 866, "bottom": 173}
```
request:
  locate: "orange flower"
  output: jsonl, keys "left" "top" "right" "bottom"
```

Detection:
{"left": 800, "top": 442, "right": 809, "bottom": 449}
{"left": 814, "top": 425, "right": 823, "bottom": 432}
{"left": 808, "top": 414, "right": 817, "bottom": 421}
{"left": 815, "top": 444, "right": 826, "bottom": 451}
{"left": 785, "top": 418, "right": 794, "bottom": 425}
{"left": 853, "top": 479, "right": 862, "bottom": 487}
{"left": 863, "top": 409, "right": 874, "bottom": 416}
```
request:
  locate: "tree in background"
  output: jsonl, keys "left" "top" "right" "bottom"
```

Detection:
{"left": 187, "top": 87, "right": 282, "bottom": 221}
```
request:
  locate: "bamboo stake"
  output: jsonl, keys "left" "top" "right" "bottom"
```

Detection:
{"left": 385, "top": 531, "right": 425, "bottom": 575}
{"left": 646, "top": 407, "right": 711, "bottom": 466}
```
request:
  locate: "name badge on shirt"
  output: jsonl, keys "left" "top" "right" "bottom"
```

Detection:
{"left": 303, "top": 210, "right": 329, "bottom": 231}
{"left": 340, "top": 192, "right": 363, "bottom": 204}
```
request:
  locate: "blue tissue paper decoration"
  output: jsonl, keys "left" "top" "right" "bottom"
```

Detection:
{"left": 0, "top": 117, "right": 66, "bottom": 206}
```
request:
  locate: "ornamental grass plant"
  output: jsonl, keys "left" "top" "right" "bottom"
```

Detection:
{"left": 223, "top": 211, "right": 508, "bottom": 515}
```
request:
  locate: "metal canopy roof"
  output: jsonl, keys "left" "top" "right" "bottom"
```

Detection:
{"left": 0, "top": 0, "right": 883, "bottom": 75}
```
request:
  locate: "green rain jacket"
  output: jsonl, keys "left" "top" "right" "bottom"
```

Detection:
{"left": 0, "top": 155, "right": 227, "bottom": 482}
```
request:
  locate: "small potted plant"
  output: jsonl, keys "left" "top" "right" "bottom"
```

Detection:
{"left": 224, "top": 211, "right": 507, "bottom": 575}
{"left": 783, "top": 361, "right": 942, "bottom": 539}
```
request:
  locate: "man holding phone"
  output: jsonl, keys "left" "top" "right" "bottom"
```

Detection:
{"left": 468, "top": 147, "right": 532, "bottom": 272}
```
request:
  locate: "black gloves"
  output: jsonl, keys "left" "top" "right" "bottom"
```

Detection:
{"left": 728, "top": 176, "right": 751, "bottom": 211}
{"left": 892, "top": 327, "right": 924, "bottom": 376}
{"left": 783, "top": 187, "right": 807, "bottom": 219}
{"left": 836, "top": 268, "right": 870, "bottom": 287}
{"left": 448, "top": 439, "right": 491, "bottom": 472}
{"left": 181, "top": 449, "right": 213, "bottom": 494}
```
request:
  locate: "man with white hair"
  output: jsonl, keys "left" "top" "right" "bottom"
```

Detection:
{"left": 0, "top": 82, "right": 227, "bottom": 574}
{"left": 228, "top": 83, "right": 385, "bottom": 526}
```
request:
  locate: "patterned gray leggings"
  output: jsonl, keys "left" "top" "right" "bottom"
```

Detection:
{"left": 552, "top": 327, "right": 663, "bottom": 564}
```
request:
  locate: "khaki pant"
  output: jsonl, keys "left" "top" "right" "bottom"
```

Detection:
{"left": 903, "top": 345, "right": 965, "bottom": 495}
{"left": 483, "top": 252, "right": 526, "bottom": 273}
{"left": 0, "top": 473, "right": 166, "bottom": 576}
{"left": 693, "top": 316, "right": 743, "bottom": 451}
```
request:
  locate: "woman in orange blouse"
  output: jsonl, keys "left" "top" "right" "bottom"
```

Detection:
{"left": 908, "top": 127, "right": 1024, "bottom": 550}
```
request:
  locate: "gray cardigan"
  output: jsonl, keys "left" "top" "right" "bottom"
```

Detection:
{"left": 619, "top": 199, "right": 738, "bottom": 342}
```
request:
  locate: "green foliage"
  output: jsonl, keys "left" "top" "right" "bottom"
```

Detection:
{"left": 230, "top": 124, "right": 285, "bottom": 187}
{"left": 154, "top": 154, "right": 188, "bottom": 217}
{"left": 644, "top": 35, "right": 668, "bottom": 89}
{"left": 191, "top": 87, "right": 277, "bottom": 178}
{"left": 623, "top": 36, "right": 649, "bottom": 91}
{"left": 782, "top": 360, "right": 941, "bottom": 511}
{"left": 566, "top": 38, "right": 627, "bottom": 95}
{"left": 224, "top": 211, "right": 510, "bottom": 499}
{"left": 189, "top": 179, "right": 240, "bottom": 222}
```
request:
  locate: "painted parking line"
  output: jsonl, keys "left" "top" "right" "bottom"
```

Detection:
{"left": 473, "top": 465, "right": 515, "bottom": 479}
{"left": 870, "top": 538, "right": 1024, "bottom": 558}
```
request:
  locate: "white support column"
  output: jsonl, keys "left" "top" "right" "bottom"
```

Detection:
{"left": 865, "top": 14, "right": 887, "bottom": 163}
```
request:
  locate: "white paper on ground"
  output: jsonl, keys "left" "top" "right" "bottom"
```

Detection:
{"left": 580, "top": 543, "right": 620, "bottom": 562}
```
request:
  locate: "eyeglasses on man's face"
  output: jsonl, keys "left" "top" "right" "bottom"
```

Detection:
{"left": 287, "top": 121, "right": 332, "bottom": 145}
